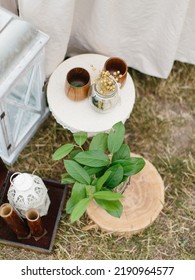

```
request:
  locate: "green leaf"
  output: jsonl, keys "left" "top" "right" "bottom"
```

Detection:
{"left": 84, "top": 166, "right": 104, "bottom": 176}
{"left": 95, "top": 167, "right": 107, "bottom": 178}
{"left": 96, "top": 171, "right": 112, "bottom": 191}
{"left": 70, "top": 197, "right": 91, "bottom": 223}
{"left": 89, "top": 132, "right": 108, "bottom": 152}
{"left": 91, "top": 178, "right": 98, "bottom": 186}
{"left": 74, "top": 150, "right": 110, "bottom": 167}
{"left": 105, "top": 164, "right": 124, "bottom": 189}
{"left": 69, "top": 150, "right": 81, "bottom": 160}
{"left": 108, "top": 122, "right": 125, "bottom": 154}
{"left": 125, "top": 158, "right": 145, "bottom": 176}
{"left": 112, "top": 144, "right": 130, "bottom": 161}
{"left": 73, "top": 132, "right": 88, "bottom": 146}
{"left": 112, "top": 158, "right": 145, "bottom": 176}
{"left": 61, "top": 176, "right": 76, "bottom": 184}
{"left": 52, "top": 144, "right": 74, "bottom": 160}
{"left": 64, "top": 160, "right": 91, "bottom": 184}
{"left": 93, "top": 191, "right": 123, "bottom": 200}
{"left": 66, "top": 182, "right": 87, "bottom": 214}
{"left": 85, "top": 185, "right": 96, "bottom": 197}
{"left": 70, "top": 182, "right": 87, "bottom": 204}
{"left": 95, "top": 198, "right": 123, "bottom": 218}
{"left": 66, "top": 197, "right": 75, "bottom": 214}
{"left": 111, "top": 159, "right": 132, "bottom": 174}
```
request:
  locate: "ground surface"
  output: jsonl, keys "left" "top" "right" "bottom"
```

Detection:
{"left": 0, "top": 61, "right": 194, "bottom": 260}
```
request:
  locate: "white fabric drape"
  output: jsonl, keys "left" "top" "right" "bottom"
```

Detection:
{"left": 1, "top": 0, "right": 195, "bottom": 78}
{"left": 18, "top": 0, "right": 75, "bottom": 77}
{"left": 0, "top": 0, "right": 18, "bottom": 14}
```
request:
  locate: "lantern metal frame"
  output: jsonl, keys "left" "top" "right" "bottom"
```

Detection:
{"left": 0, "top": 8, "right": 49, "bottom": 165}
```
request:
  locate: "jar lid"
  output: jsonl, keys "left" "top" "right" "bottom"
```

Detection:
{"left": 13, "top": 173, "right": 33, "bottom": 191}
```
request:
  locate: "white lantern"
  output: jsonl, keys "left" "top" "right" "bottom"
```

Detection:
{"left": 0, "top": 8, "right": 49, "bottom": 165}
{"left": 7, "top": 172, "right": 51, "bottom": 218}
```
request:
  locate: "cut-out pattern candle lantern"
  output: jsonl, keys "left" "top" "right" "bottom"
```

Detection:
{"left": 0, "top": 8, "right": 49, "bottom": 165}
{"left": 7, "top": 172, "right": 50, "bottom": 218}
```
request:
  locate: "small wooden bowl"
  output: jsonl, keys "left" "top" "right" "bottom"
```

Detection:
{"left": 104, "top": 57, "right": 128, "bottom": 88}
{"left": 65, "top": 67, "right": 91, "bottom": 101}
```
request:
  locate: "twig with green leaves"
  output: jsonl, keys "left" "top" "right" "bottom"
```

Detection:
{"left": 52, "top": 122, "right": 145, "bottom": 223}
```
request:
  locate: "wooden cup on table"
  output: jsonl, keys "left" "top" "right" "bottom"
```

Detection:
{"left": 104, "top": 57, "right": 128, "bottom": 88}
{"left": 65, "top": 67, "right": 91, "bottom": 101}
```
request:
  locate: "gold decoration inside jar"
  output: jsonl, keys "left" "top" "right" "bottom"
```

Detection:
{"left": 95, "top": 70, "right": 117, "bottom": 96}
{"left": 88, "top": 71, "right": 120, "bottom": 113}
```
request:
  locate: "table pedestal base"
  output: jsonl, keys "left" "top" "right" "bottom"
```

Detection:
{"left": 87, "top": 154, "right": 164, "bottom": 237}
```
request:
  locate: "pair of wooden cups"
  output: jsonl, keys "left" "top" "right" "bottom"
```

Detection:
{"left": 0, "top": 203, "right": 46, "bottom": 241}
{"left": 65, "top": 57, "right": 128, "bottom": 102}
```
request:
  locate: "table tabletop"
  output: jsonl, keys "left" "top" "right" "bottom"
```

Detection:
{"left": 47, "top": 53, "right": 135, "bottom": 136}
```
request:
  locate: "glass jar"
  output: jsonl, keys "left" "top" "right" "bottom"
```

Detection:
{"left": 88, "top": 77, "right": 120, "bottom": 113}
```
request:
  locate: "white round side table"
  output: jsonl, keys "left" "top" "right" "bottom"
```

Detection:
{"left": 47, "top": 54, "right": 135, "bottom": 136}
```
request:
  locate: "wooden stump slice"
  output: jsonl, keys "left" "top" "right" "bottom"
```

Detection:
{"left": 87, "top": 154, "right": 165, "bottom": 237}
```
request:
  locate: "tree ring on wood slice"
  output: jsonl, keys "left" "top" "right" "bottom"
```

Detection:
{"left": 86, "top": 153, "right": 165, "bottom": 237}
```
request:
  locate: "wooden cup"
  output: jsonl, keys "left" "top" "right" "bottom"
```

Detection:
{"left": 65, "top": 67, "right": 91, "bottom": 101}
{"left": 104, "top": 57, "right": 128, "bottom": 88}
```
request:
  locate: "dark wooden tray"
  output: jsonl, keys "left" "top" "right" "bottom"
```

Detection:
{"left": 0, "top": 159, "right": 68, "bottom": 254}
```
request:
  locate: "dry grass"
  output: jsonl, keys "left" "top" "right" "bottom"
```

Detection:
{"left": 0, "top": 61, "right": 194, "bottom": 260}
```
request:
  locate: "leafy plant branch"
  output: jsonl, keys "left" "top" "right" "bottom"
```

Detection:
{"left": 52, "top": 121, "right": 145, "bottom": 223}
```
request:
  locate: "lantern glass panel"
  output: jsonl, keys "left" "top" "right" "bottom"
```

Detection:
{"left": 6, "top": 68, "right": 33, "bottom": 105}
{"left": 28, "top": 67, "right": 42, "bottom": 110}
{"left": 3, "top": 62, "right": 43, "bottom": 147}
{"left": 5, "top": 103, "right": 40, "bottom": 146}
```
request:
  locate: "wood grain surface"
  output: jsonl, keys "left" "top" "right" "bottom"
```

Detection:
{"left": 87, "top": 154, "right": 165, "bottom": 237}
